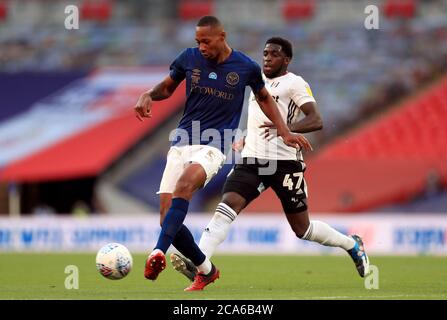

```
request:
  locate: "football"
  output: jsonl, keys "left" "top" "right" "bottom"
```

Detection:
{"left": 96, "top": 243, "right": 133, "bottom": 280}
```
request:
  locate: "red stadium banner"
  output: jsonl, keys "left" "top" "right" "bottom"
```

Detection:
{"left": 81, "top": 0, "right": 113, "bottom": 22}
{"left": 282, "top": 0, "right": 315, "bottom": 21}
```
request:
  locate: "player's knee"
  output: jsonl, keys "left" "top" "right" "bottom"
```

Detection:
{"left": 295, "top": 230, "right": 306, "bottom": 239}
{"left": 292, "top": 224, "right": 309, "bottom": 239}
{"left": 221, "top": 193, "right": 245, "bottom": 213}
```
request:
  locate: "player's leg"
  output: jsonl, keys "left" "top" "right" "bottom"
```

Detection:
{"left": 284, "top": 209, "right": 355, "bottom": 248}
{"left": 270, "top": 160, "right": 369, "bottom": 277}
{"left": 159, "top": 192, "right": 204, "bottom": 280}
{"left": 178, "top": 146, "right": 229, "bottom": 290}
{"left": 286, "top": 210, "right": 369, "bottom": 277}
{"left": 173, "top": 160, "right": 263, "bottom": 284}
{"left": 197, "top": 191, "right": 246, "bottom": 258}
{"left": 159, "top": 193, "right": 171, "bottom": 225}
{"left": 147, "top": 146, "right": 225, "bottom": 282}
{"left": 148, "top": 148, "right": 204, "bottom": 280}
{"left": 170, "top": 191, "right": 247, "bottom": 284}
{"left": 145, "top": 148, "right": 181, "bottom": 280}
{"left": 146, "top": 163, "right": 208, "bottom": 280}
{"left": 199, "top": 160, "right": 263, "bottom": 258}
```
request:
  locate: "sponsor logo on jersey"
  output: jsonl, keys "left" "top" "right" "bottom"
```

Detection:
{"left": 208, "top": 72, "right": 217, "bottom": 80}
{"left": 190, "top": 84, "right": 235, "bottom": 100}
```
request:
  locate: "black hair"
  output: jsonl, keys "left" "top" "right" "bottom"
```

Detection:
{"left": 197, "top": 16, "right": 222, "bottom": 28}
{"left": 265, "top": 37, "right": 293, "bottom": 58}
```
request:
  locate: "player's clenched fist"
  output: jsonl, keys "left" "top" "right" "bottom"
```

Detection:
{"left": 134, "top": 92, "right": 153, "bottom": 121}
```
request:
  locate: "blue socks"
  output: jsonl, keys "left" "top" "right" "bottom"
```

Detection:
{"left": 173, "top": 224, "right": 206, "bottom": 266}
{"left": 155, "top": 198, "right": 189, "bottom": 253}
{"left": 155, "top": 198, "right": 206, "bottom": 266}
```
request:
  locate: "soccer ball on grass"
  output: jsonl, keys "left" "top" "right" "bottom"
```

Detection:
{"left": 96, "top": 243, "right": 133, "bottom": 280}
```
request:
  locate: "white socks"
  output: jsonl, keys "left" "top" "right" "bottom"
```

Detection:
{"left": 197, "top": 203, "right": 354, "bottom": 265}
{"left": 302, "top": 220, "right": 355, "bottom": 250}
{"left": 197, "top": 259, "right": 212, "bottom": 274}
{"left": 199, "top": 202, "right": 237, "bottom": 259}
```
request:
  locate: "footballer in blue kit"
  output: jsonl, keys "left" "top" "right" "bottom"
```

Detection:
{"left": 169, "top": 47, "right": 265, "bottom": 154}
{"left": 134, "top": 15, "right": 312, "bottom": 291}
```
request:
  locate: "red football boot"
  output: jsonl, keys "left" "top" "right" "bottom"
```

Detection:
{"left": 184, "top": 263, "right": 220, "bottom": 291}
{"left": 144, "top": 250, "right": 166, "bottom": 280}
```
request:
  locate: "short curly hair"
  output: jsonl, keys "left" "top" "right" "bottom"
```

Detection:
{"left": 265, "top": 37, "right": 293, "bottom": 58}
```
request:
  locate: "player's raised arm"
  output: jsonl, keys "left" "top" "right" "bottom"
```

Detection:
{"left": 255, "top": 87, "right": 313, "bottom": 151}
{"left": 134, "top": 75, "right": 181, "bottom": 122}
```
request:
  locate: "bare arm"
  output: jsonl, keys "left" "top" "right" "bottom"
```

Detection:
{"left": 147, "top": 75, "right": 181, "bottom": 101}
{"left": 288, "top": 101, "right": 323, "bottom": 133}
{"left": 134, "top": 75, "right": 181, "bottom": 121}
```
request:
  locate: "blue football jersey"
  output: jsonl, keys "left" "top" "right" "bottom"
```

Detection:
{"left": 169, "top": 47, "right": 265, "bottom": 153}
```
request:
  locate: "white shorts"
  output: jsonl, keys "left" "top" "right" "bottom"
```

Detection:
{"left": 157, "top": 145, "right": 226, "bottom": 194}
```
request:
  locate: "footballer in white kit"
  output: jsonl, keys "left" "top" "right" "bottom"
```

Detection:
{"left": 171, "top": 37, "right": 370, "bottom": 287}
{"left": 242, "top": 71, "right": 316, "bottom": 162}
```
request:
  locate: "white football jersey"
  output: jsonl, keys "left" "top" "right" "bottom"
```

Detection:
{"left": 241, "top": 72, "right": 316, "bottom": 160}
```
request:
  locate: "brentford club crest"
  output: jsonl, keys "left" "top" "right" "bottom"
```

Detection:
{"left": 226, "top": 72, "right": 239, "bottom": 86}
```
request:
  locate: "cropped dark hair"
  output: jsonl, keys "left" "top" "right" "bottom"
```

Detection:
{"left": 265, "top": 37, "right": 293, "bottom": 58}
{"left": 197, "top": 16, "right": 222, "bottom": 28}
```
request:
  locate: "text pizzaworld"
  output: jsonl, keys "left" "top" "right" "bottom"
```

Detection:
{"left": 190, "top": 84, "right": 235, "bottom": 100}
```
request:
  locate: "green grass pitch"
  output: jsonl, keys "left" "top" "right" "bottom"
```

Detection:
{"left": 1, "top": 254, "right": 446, "bottom": 300}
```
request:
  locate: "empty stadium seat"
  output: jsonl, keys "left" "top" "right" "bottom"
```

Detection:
{"left": 81, "top": 0, "right": 112, "bottom": 22}
{"left": 0, "top": 1, "right": 7, "bottom": 21}
{"left": 282, "top": 0, "right": 315, "bottom": 21}
{"left": 384, "top": 0, "right": 417, "bottom": 18}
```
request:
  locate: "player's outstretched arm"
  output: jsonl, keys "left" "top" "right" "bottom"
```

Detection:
{"left": 255, "top": 87, "right": 313, "bottom": 151}
{"left": 134, "top": 75, "right": 181, "bottom": 121}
